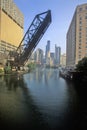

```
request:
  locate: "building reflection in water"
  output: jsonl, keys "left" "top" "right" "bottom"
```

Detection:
{"left": 24, "top": 68, "right": 78, "bottom": 129}
{"left": 0, "top": 74, "right": 50, "bottom": 129}
{"left": 0, "top": 68, "right": 82, "bottom": 129}
{"left": 4, "top": 75, "right": 19, "bottom": 91}
{"left": 28, "top": 68, "right": 60, "bottom": 86}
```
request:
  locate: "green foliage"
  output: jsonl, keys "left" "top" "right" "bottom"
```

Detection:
{"left": 0, "top": 69, "right": 4, "bottom": 73}
{"left": 4, "top": 65, "right": 12, "bottom": 74}
{"left": 76, "top": 57, "right": 87, "bottom": 74}
{"left": 27, "top": 62, "right": 36, "bottom": 71}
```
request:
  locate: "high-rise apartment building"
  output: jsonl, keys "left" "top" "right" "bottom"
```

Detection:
{"left": 66, "top": 3, "right": 87, "bottom": 67}
{"left": 0, "top": 0, "right": 24, "bottom": 63}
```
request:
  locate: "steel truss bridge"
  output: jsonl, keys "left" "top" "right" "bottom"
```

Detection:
{"left": 12, "top": 10, "right": 51, "bottom": 66}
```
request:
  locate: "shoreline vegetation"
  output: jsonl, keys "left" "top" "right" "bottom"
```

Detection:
{"left": 0, "top": 62, "right": 36, "bottom": 76}
{"left": 59, "top": 57, "right": 87, "bottom": 83}
{"left": 0, "top": 57, "right": 87, "bottom": 84}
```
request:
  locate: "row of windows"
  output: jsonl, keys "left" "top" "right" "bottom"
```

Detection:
{"left": 79, "top": 50, "right": 86, "bottom": 53}
{"left": 0, "top": 46, "right": 16, "bottom": 51}
{"left": 0, "top": 41, "right": 17, "bottom": 52}
{"left": 79, "top": 36, "right": 87, "bottom": 39}
{"left": 79, "top": 28, "right": 87, "bottom": 31}
{"left": 79, "top": 6, "right": 87, "bottom": 11}
{"left": 79, "top": 41, "right": 87, "bottom": 45}
{"left": 78, "top": 46, "right": 87, "bottom": 49}
{"left": 1, "top": 0, "right": 24, "bottom": 27}
{"left": 79, "top": 16, "right": 87, "bottom": 20}
{"left": 78, "top": 52, "right": 87, "bottom": 59}
{"left": 79, "top": 19, "right": 87, "bottom": 26}
{"left": 1, "top": 40, "right": 17, "bottom": 48}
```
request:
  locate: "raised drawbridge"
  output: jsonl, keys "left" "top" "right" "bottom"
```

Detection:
{"left": 12, "top": 10, "right": 51, "bottom": 66}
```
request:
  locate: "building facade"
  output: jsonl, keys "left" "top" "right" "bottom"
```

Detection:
{"left": 60, "top": 53, "right": 66, "bottom": 67}
{"left": 45, "top": 40, "right": 50, "bottom": 65}
{"left": 35, "top": 48, "right": 43, "bottom": 64}
{"left": 0, "top": 0, "right": 24, "bottom": 64}
{"left": 45, "top": 40, "right": 50, "bottom": 57}
{"left": 50, "top": 52, "right": 54, "bottom": 66}
{"left": 66, "top": 3, "right": 87, "bottom": 67}
{"left": 55, "top": 44, "right": 61, "bottom": 65}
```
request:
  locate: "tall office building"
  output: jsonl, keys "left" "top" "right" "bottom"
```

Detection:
{"left": 45, "top": 40, "right": 50, "bottom": 57}
{"left": 55, "top": 44, "right": 61, "bottom": 65}
{"left": 45, "top": 40, "right": 50, "bottom": 65}
{"left": 66, "top": 3, "right": 87, "bottom": 67}
{"left": 36, "top": 48, "right": 43, "bottom": 64}
{"left": 50, "top": 52, "right": 54, "bottom": 66}
{"left": 0, "top": 0, "right": 24, "bottom": 64}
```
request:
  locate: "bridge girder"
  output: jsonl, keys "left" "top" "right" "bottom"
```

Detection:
{"left": 14, "top": 10, "right": 51, "bottom": 66}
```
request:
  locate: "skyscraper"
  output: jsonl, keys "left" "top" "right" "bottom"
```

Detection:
{"left": 45, "top": 40, "right": 50, "bottom": 58}
{"left": 55, "top": 44, "right": 61, "bottom": 65}
{"left": 36, "top": 48, "right": 43, "bottom": 64}
{"left": 45, "top": 40, "right": 50, "bottom": 65}
{"left": 50, "top": 52, "right": 54, "bottom": 66}
{"left": 66, "top": 3, "right": 87, "bottom": 67}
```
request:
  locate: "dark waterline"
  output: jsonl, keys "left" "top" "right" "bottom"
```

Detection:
{"left": 0, "top": 68, "right": 87, "bottom": 130}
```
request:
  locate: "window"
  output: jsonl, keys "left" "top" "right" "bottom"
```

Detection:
{"left": 85, "top": 16, "right": 87, "bottom": 19}
{"left": 79, "top": 8, "right": 82, "bottom": 11}
{"left": 79, "top": 47, "right": 81, "bottom": 49}
{"left": 79, "top": 17, "right": 82, "bottom": 20}
{"left": 79, "top": 39, "right": 81, "bottom": 42}
{"left": 79, "top": 21, "right": 82, "bottom": 24}
{"left": 79, "top": 28, "right": 82, "bottom": 31}
{"left": 85, "top": 6, "right": 87, "bottom": 10}
{"left": 79, "top": 55, "right": 81, "bottom": 59}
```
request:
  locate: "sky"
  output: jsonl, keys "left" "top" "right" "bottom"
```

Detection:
{"left": 14, "top": 0, "right": 87, "bottom": 54}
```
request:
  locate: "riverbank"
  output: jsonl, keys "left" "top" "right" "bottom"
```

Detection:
{"left": 59, "top": 69, "right": 87, "bottom": 83}
{"left": 0, "top": 70, "right": 29, "bottom": 76}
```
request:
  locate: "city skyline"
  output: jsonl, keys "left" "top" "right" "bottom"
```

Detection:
{"left": 31, "top": 41, "right": 61, "bottom": 66}
{"left": 14, "top": 0, "right": 87, "bottom": 54}
{"left": 35, "top": 41, "right": 61, "bottom": 56}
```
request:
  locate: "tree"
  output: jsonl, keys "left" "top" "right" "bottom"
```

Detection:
{"left": 76, "top": 57, "right": 87, "bottom": 74}
{"left": 27, "top": 62, "right": 36, "bottom": 71}
{"left": 4, "top": 65, "right": 12, "bottom": 74}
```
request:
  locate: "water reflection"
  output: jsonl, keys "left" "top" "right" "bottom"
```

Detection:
{"left": 0, "top": 68, "right": 82, "bottom": 129}
{"left": 24, "top": 68, "right": 78, "bottom": 129}
{"left": 0, "top": 74, "right": 48, "bottom": 129}
{"left": 26, "top": 68, "right": 59, "bottom": 86}
{"left": 4, "top": 75, "right": 19, "bottom": 91}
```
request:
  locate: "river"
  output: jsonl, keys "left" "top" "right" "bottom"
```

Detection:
{"left": 0, "top": 68, "right": 87, "bottom": 130}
